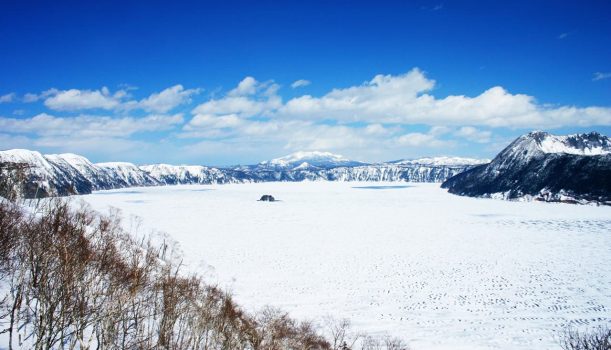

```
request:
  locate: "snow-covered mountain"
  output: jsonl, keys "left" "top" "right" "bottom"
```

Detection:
{"left": 0, "top": 150, "right": 154, "bottom": 196}
{"left": 230, "top": 156, "right": 478, "bottom": 183}
{"left": 257, "top": 151, "right": 367, "bottom": 169}
{"left": 0, "top": 148, "right": 486, "bottom": 198}
{"left": 442, "top": 131, "right": 611, "bottom": 205}
{"left": 390, "top": 157, "right": 489, "bottom": 166}
{"left": 96, "top": 162, "right": 158, "bottom": 187}
{"left": 139, "top": 164, "right": 242, "bottom": 185}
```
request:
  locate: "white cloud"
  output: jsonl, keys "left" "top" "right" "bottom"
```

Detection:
{"left": 177, "top": 70, "right": 611, "bottom": 161}
{"left": 593, "top": 72, "right": 611, "bottom": 81}
{"left": 275, "top": 69, "right": 611, "bottom": 128}
{"left": 23, "top": 93, "right": 40, "bottom": 103}
{"left": 7, "top": 69, "right": 610, "bottom": 163}
{"left": 31, "top": 85, "right": 198, "bottom": 112}
{"left": 291, "top": 79, "right": 311, "bottom": 88}
{"left": 0, "top": 133, "right": 33, "bottom": 150}
{"left": 454, "top": 126, "right": 492, "bottom": 143}
{"left": 186, "top": 113, "right": 244, "bottom": 130}
{"left": 396, "top": 133, "right": 434, "bottom": 146}
{"left": 137, "top": 84, "right": 200, "bottom": 113}
{"left": 22, "top": 89, "right": 59, "bottom": 103}
{"left": 281, "top": 69, "right": 436, "bottom": 122}
{"left": 44, "top": 88, "right": 124, "bottom": 111}
{"left": 396, "top": 127, "right": 454, "bottom": 148}
{"left": 0, "top": 93, "right": 16, "bottom": 103}
{"left": 558, "top": 32, "right": 569, "bottom": 39}
{"left": 0, "top": 113, "right": 183, "bottom": 138}
{"left": 192, "top": 77, "right": 281, "bottom": 119}
{"left": 229, "top": 77, "right": 258, "bottom": 96}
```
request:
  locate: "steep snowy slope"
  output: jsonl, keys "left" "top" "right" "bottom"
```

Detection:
{"left": 442, "top": 131, "right": 611, "bottom": 204}
{"left": 0, "top": 149, "right": 92, "bottom": 197}
{"left": 46, "top": 153, "right": 122, "bottom": 190}
{"left": 96, "top": 162, "right": 158, "bottom": 187}
{"left": 140, "top": 164, "right": 241, "bottom": 185}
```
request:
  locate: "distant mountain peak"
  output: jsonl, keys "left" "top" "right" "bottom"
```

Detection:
{"left": 515, "top": 131, "right": 610, "bottom": 156}
{"left": 534, "top": 131, "right": 610, "bottom": 156}
{"left": 260, "top": 151, "right": 366, "bottom": 169}
{"left": 443, "top": 131, "right": 611, "bottom": 204}
{"left": 1, "top": 147, "right": 487, "bottom": 198}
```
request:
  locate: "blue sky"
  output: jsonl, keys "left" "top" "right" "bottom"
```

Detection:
{"left": 1, "top": 0, "right": 610, "bottom": 165}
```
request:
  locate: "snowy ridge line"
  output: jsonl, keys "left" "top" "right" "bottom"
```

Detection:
{"left": 0, "top": 149, "right": 485, "bottom": 198}
{"left": 442, "top": 131, "right": 611, "bottom": 205}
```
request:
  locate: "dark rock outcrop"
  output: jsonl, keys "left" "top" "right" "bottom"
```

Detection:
{"left": 259, "top": 195, "right": 276, "bottom": 202}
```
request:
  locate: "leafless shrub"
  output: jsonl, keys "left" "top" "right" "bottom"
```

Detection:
{"left": 383, "top": 336, "right": 410, "bottom": 350}
{"left": 324, "top": 317, "right": 363, "bottom": 350}
{"left": 559, "top": 326, "right": 611, "bottom": 350}
{"left": 0, "top": 199, "right": 347, "bottom": 349}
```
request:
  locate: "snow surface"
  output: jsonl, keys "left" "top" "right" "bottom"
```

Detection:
{"left": 81, "top": 182, "right": 611, "bottom": 350}
{"left": 538, "top": 134, "right": 610, "bottom": 156}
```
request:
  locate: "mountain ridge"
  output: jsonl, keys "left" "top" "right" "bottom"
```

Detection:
{"left": 441, "top": 131, "right": 611, "bottom": 205}
{"left": 0, "top": 149, "right": 485, "bottom": 198}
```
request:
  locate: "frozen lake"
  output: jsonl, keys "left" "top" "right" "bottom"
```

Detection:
{"left": 81, "top": 182, "right": 611, "bottom": 350}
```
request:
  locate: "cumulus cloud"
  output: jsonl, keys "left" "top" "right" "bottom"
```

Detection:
{"left": 22, "top": 89, "right": 59, "bottom": 103}
{"left": 0, "top": 93, "right": 16, "bottom": 103}
{"left": 229, "top": 77, "right": 258, "bottom": 96}
{"left": 396, "top": 127, "right": 454, "bottom": 148}
{"left": 177, "top": 69, "right": 611, "bottom": 161}
{"left": 32, "top": 85, "right": 199, "bottom": 112}
{"left": 6, "top": 68, "right": 611, "bottom": 163}
{"left": 274, "top": 69, "right": 611, "bottom": 128}
{"left": 136, "top": 84, "right": 200, "bottom": 113}
{"left": 191, "top": 77, "right": 281, "bottom": 120}
{"left": 44, "top": 88, "right": 124, "bottom": 111}
{"left": 0, "top": 113, "right": 183, "bottom": 138}
{"left": 291, "top": 79, "right": 311, "bottom": 88}
{"left": 189, "top": 69, "right": 611, "bottom": 128}
{"left": 454, "top": 126, "right": 492, "bottom": 143}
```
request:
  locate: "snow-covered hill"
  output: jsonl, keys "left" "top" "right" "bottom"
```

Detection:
{"left": 258, "top": 151, "right": 367, "bottom": 169}
{"left": 139, "top": 164, "right": 241, "bottom": 185}
{"left": 442, "top": 131, "right": 611, "bottom": 204}
{"left": 0, "top": 149, "right": 486, "bottom": 198}
{"left": 0, "top": 150, "right": 94, "bottom": 197}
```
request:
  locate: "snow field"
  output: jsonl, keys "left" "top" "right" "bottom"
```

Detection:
{"left": 82, "top": 182, "right": 611, "bottom": 350}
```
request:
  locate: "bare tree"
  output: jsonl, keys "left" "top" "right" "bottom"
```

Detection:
{"left": 559, "top": 326, "right": 611, "bottom": 350}
{"left": 0, "top": 198, "right": 411, "bottom": 350}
